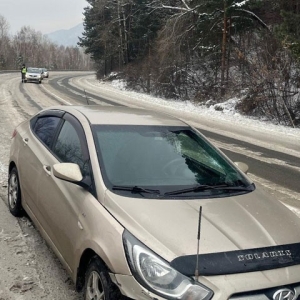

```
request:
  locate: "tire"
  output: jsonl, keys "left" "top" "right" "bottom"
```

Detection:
{"left": 8, "top": 167, "right": 23, "bottom": 217}
{"left": 84, "top": 256, "right": 122, "bottom": 300}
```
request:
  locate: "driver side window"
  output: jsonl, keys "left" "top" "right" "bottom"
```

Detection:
{"left": 53, "top": 120, "right": 89, "bottom": 176}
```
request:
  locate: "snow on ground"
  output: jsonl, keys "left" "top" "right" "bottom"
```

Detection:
{"left": 109, "top": 78, "right": 299, "bottom": 138}
{"left": 0, "top": 161, "right": 7, "bottom": 186}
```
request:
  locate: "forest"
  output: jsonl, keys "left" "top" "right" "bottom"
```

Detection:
{"left": 79, "top": 0, "right": 300, "bottom": 127}
{"left": 0, "top": 16, "right": 92, "bottom": 71}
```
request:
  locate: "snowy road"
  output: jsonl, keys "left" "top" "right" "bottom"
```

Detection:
{"left": 0, "top": 71, "right": 299, "bottom": 299}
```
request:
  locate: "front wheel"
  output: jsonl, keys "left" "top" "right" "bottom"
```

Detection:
{"left": 84, "top": 257, "right": 122, "bottom": 300}
{"left": 8, "top": 167, "right": 23, "bottom": 217}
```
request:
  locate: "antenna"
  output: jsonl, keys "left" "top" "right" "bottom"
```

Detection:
{"left": 84, "top": 89, "right": 89, "bottom": 105}
{"left": 195, "top": 206, "right": 202, "bottom": 281}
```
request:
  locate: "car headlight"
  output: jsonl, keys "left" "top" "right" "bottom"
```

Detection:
{"left": 123, "top": 230, "right": 213, "bottom": 300}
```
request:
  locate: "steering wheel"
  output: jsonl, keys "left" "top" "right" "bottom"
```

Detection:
{"left": 162, "top": 158, "right": 186, "bottom": 176}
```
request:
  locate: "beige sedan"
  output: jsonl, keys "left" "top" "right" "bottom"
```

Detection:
{"left": 8, "top": 105, "right": 300, "bottom": 300}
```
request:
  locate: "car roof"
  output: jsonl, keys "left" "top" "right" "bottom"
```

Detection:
{"left": 44, "top": 105, "right": 188, "bottom": 126}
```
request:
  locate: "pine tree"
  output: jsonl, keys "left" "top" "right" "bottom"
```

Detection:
{"left": 275, "top": 0, "right": 300, "bottom": 59}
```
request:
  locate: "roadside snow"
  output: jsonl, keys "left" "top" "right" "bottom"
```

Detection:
{"left": 109, "top": 79, "right": 299, "bottom": 137}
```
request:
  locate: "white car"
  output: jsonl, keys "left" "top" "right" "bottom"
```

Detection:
{"left": 25, "top": 67, "right": 43, "bottom": 84}
{"left": 42, "top": 68, "right": 49, "bottom": 78}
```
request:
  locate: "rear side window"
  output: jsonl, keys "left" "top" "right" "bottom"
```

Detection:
{"left": 33, "top": 117, "right": 61, "bottom": 148}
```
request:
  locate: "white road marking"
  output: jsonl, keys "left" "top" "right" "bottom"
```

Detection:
{"left": 248, "top": 173, "right": 300, "bottom": 216}
{"left": 211, "top": 139, "right": 300, "bottom": 173}
{"left": 40, "top": 84, "right": 72, "bottom": 105}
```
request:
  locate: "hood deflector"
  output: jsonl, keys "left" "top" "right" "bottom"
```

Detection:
{"left": 170, "top": 242, "right": 300, "bottom": 276}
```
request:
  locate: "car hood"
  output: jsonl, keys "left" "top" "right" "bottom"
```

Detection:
{"left": 104, "top": 186, "right": 300, "bottom": 264}
{"left": 26, "top": 72, "right": 41, "bottom": 76}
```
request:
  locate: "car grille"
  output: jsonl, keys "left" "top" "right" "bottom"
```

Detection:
{"left": 230, "top": 284, "right": 300, "bottom": 300}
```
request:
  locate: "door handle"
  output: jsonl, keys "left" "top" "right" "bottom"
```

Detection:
{"left": 23, "top": 138, "right": 29, "bottom": 145}
{"left": 43, "top": 165, "right": 51, "bottom": 176}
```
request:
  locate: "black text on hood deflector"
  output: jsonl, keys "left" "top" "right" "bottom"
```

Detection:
{"left": 170, "top": 242, "right": 300, "bottom": 276}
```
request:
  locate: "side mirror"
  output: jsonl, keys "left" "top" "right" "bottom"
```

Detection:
{"left": 52, "top": 163, "right": 91, "bottom": 190}
{"left": 234, "top": 162, "right": 249, "bottom": 174}
{"left": 53, "top": 163, "right": 83, "bottom": 182}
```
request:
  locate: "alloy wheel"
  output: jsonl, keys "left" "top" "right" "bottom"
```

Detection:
{"left": 8, "top": 173, "right": 18, "bottom": 210}
{"left": 85, "top": 271, "right": 105, "bottom": 300}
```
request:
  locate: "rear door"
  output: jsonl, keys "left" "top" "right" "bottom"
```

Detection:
{"left": 18, "top": 111, "right": 63, "bottom": 219}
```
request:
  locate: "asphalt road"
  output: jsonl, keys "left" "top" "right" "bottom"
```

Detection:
{"left": 201, "top": 129, "right": 300, "bottom": 193}
{"left": 0, "top": 71, "right": 299, "bottom": 299}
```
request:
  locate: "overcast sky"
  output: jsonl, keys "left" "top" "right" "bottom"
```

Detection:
{"left": 0, "top": 0, "right": 87, "bottom": 35}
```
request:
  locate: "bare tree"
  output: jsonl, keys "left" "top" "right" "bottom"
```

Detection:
{"left": 0, "top": 15, "right": 10, "bottom": 69}
{"left": 8, "top": 26, "right": 92, "bottom": 70}
{"left": 235, "top": 31, "right": 300, "bottom": 127}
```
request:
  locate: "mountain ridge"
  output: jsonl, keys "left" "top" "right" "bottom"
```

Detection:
{"left": 46, "top": 23, "right": 84, "bottom": 47}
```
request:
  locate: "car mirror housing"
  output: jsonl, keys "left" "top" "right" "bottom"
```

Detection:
{"left": 234, "top": 161, "right": 249, "bottom": 174}
{"left": 53, "top": 163, "right": 83, "bottom": 182}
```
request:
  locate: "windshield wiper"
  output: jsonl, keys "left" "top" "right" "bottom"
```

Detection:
{"left": 164, "top": 183, "right": 253, "bottom": 196}
{"left": 112, "top": 185, "right": 161, "bottom": 195}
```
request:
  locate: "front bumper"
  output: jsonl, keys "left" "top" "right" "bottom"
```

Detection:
{"left": 110, "top": 264, "right": 300, "bottom": 300}
{"left": 110, "top": 273, "right": 166, "bottom": 300}
{"left": 25, "top": 76, "right": 41, "bottom": 82}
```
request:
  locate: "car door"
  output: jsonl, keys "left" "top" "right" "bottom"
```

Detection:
{"left": 35, "top": 113, "right": 96, "bottom": 272}
{"left": 18, "top": 112, "right": 62, "bottom": 219}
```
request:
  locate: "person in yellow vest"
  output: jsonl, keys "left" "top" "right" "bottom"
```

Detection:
{"left": 21, "top": 64, "right": 27, "bottom": 83}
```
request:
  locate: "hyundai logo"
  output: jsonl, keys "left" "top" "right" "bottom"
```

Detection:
{"left": 273, "top": 289, "right": 295, "bottom": 300}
